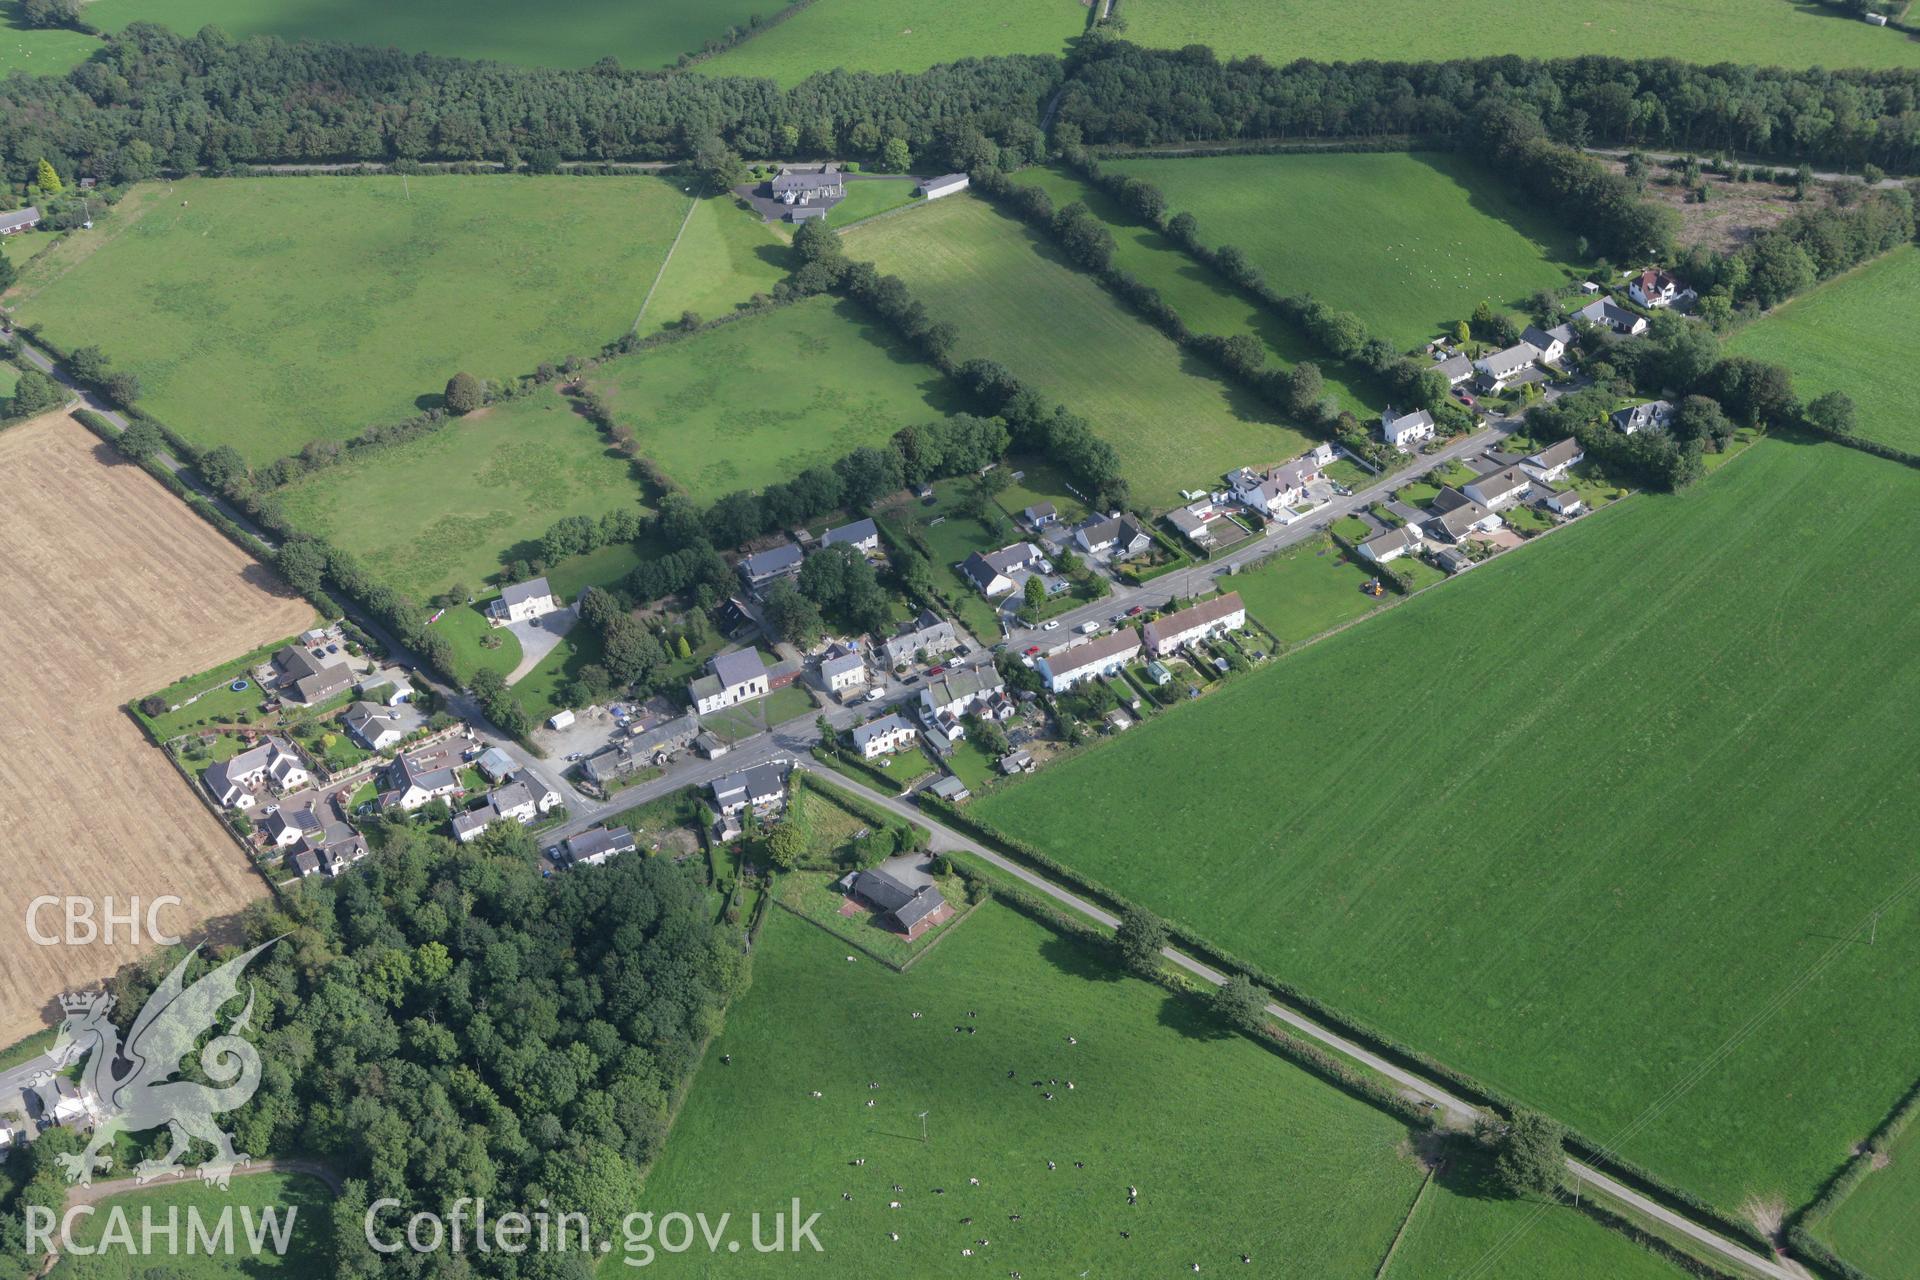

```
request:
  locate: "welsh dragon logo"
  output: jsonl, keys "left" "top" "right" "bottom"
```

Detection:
{"left": 38, "top": 940, "right": 277, "bottom": 1189}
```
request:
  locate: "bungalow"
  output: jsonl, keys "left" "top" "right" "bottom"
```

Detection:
{"left": 738, "top": 542, "right": 805, "bottom": 591}
{"left": 917, "top": 667, "right": 1013, "bottom": 739}
{"left": 488, "top": 576, "right": 560, "bottom": 626}
{"left": 883, "top": 609, "right": 960, "bottom": 667}
{"left": 1574, "top": 296, "right": 1648, "bottom": 336}
{"left": 820, "top": 650, "right": 868, "bottom": 693}
{"left": 0, "top": 206, "right": 41, "bottom": 236}
{"left": 926, "top": 774, "right": 971, "bottom": 802}
{"left": 1628, "top": 268, "right": 1685, "bottom": 309}
{"left": 359, "top": 673, "right": 414, "bottom": 706}
{"left": 918, "top": 173, "right": 971, "bottom": 201}
{"left": 689, "top": 649, "right": 770, "bottom": 715}
{"left": 378, "top": 744, "right": 465, "bottom": 811}
{"left": 1545, "top": 488, "right": 1586, "bottom": 516}
{"left": 1523, "top": 437, "right": 1585, "bottom": 484}
{"left": 819, "top": 518, "right": 881, "bottom": 555}
{"left": 1380, "top": 407, "right": 1436, "bottom": 452}
{"left": 960, "top": 543, "right": 1045, "bottom": 597}
{"left": 1141, "top": 592, "right": 1246, "bottom": 658}
{"left": 1612, "top": 399, "right": 1674, "bottom": 435}
{"left": 770, "top": 169, "right": 845, "bottom": 205}
{"left": 1036, "top": 628, "right": 1142, "bottom": 693}
{"left": 1520, "top": 322, "right": 1574, "bottom": 366}
{"left": 1433, "top": 352, "right": 1475, "bottom": 386}
{"left": 710, "top": 762, "right": 787, "bottom": 817}
{"left": 1073, "top": 513, "right": 1153, "bottom": 560}
{"left": 1475, "top": 341, "right": 1544, "bottom": 391}
{"left": 1359, "top": 523, "right": 1423, "bottom": 564}
{"left": 835, "top": 868, "right": 948, "bottom": 939}
{"left": 1463, "top": 466, "right": 1535, "bottom": 512}
{"left": 1165, "top": 504, "right": 1216, "bottom": 550}
{"left": 1022, "top": 502, "right": 1058, "bottom": 530}
{"left": 271, "top": 645, "right": 354, "bottom": 706}
{"left": 202, "top": 736, "right": 309, "bottom": 809}
{"left": 475, "top": 746, "right": 518, "bottom": 784}
{"left": 563, "top": 825, "right": 636, "bottom": 868}
{"left": 852, "top": 713, "right": 919, "bottom": 759}
{"left": 1423, "top": 489, "right": 1503, "bottom": 543}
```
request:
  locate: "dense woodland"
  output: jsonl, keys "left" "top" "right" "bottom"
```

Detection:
{"left": 7, "top": 27, "right": 1920, "bottom": 188}
{"left": 2, "top": 824, "right": 740, "bottom": 1279}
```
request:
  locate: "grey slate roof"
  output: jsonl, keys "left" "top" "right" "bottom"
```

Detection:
{"left": 711, "top": 648, "right": 769, "bottom": 690}
{"left": 565, "top": 826, "right": 636, "bottom": 862}
{"left": 739, "top": 542, "right": 804, "bottom": 582}
{"left": 498, "top": 577, "right": 553, "bottom": 608}
{"left": 819, "top": 518, "right": 879, "bottom": 549}
{"left": 852, "top": 713, "right": 915, "bottom": 752}
{"left": 1526, "top": 437, "right": 1583, "bottom": 471}
{"left": 1611, "top": 400, "right": 1675, "bottom": 433}
{"left": 0, "top": 207, "right": 41, "bottom": 234}
{"left": 845, "top": 868, "right": 946, "bottom": 931}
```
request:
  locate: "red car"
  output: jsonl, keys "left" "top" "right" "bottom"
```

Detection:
{"left": 1023, "top": 645, "right": 1041, "bottom": 656}
{"left": 1126, "top": 605, "right": 1145, "bottom": 617}
{"left": 926, "top": 665, "right": 947, "bottom": 676}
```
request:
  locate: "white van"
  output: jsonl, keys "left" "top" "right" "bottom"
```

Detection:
{"left": 1077, "top": 621, "right": 1101, "bottom": 635}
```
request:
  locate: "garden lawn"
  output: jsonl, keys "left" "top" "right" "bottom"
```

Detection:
{"left": 589, "top": 294, "right": 957, "bottom": 502}
{"left": 433, "top": 602, "right": 524, "bottom": 685}
{"left": 978, "top": 438, "right": 1920, "bottom": 1215}
{"left": 1227, "top": 535, "right": 1385, "bottom": 649}
{"left": 698, "top": 0, "right": 1083, "bottom": 86}
{"left": 1812, "top": 1118, "right": 1920, "bottom": 1278}
{"left": 8, "top": 176, "right": 689, "bottom": 462}
{"left": 845, "top": 194, "right": 1315, "bottom": 508}
{"left": 52, "top": 1171, "right": 335, "bottom": 1278}
{"left": 637, "top": 196, "right": 789, "bottom": 334}
{"left": 1013, "top": 166, "right": 1382, "bottom": 415}
{"left": 82, "top": 0, "right": 769, "bottom": 69}
{"left": 275, "top": 384, "right": 647, "bottom": 602}
{"left": 134, "top": 634, "right": 312, "bottom": 740}
{"left": 1727, "top": 244, "right": 1920, "bottom": 455}
{"left": 0, "top": 227, "right": 57, "bottom": 269}
{"left": 1117, "top": 0, "right": 1920, "bottom": 69}
{"left": 621, "top": 902, "right": 1691, "bottom": 1278}
{"left": 1105, "top": 152, "right": 1584, "bottom": 351}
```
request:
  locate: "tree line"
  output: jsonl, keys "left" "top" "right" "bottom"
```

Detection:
{"left": 1055, "top": 37, "right": 1920, "bottom": 173}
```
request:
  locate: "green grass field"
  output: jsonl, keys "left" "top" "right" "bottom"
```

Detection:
{"left": 1227, "top": 534, "right": 1390, "bottom": 648}
{"left": 979, "top": 438, "right": 1920, "bottom": 1215}
{"left": 638, "top": 196, "right": 790, "bottom": 334}
{"left": 620, "top": 902, "right": 1687, "bottom": 1278}
{"left": 1104, "top": 152, "right": 1584, "bottom": 351}
{"left": 1812, "top": 1119, "right": 1920, "bottom": 1277}
{"left": 1014, "top": 166, "right": 1384, "bottom": 415}
{"left": 1117, "top": 0, "right": 1920, "bottom": 69}
{"left": 0, "top": 360, "right": 18, "bottom": 401}
{"left": 589, "top": 294, "right": 958, "bottom": 502}
{"left": 75, "top": 0, "right": 770, "bottom": 69}
{"left": 9, "top": 176, "right": 690, "bottom": 462}
{"left": 698, "top": 0, "right": 1083, "bottom": 86}
{"left": 1727, "top": 244, "right": 1920, "bottom": 455}
{"left": 0, "top": 4, "right": 98, "bottom": 78}
{"left": 846, "top": 194, "right": 1315, "bottom": 507}
{"left": 51, "top": 1171, "right": 335, "bottom": 1278}
{"left": 1, "top": 226, "right": 58, "bottom": 270}
{"left": 275, "top": 383, "right": 647, "bottom": 601}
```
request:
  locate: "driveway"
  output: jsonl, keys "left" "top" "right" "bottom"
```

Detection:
{"left": 505, "top": 606, "right": 578, "bottom": 685}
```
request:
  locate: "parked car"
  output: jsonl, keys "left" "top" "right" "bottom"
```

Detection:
{"left": 865, "top": 687, "right": 886, "bottom": 702}
{"left": 1126, "top": 605, "right": 1144, "bottom": 617}
{"left": 1023, "top": 645, "right": 1041, "bottom": 656}
{"left": 927, "top": 665, "right": 947, "bottom": 677}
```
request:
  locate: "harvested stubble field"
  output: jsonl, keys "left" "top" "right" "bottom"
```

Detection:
{"left": 0, "top": 414, "right": 312, "bottom": 1047}
{"left": 979, "top": 438, "right": 1920, "bottom": 1215}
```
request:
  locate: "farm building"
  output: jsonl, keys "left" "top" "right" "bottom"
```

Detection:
{"left": 835, "top": 867, "right": 948, "bottom": 939}
{"left": 918, "top": 174, "right": 971, "bottom": 200}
